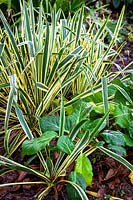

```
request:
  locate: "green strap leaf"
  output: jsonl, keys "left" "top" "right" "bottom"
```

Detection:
{"left": 102, "top": 77, "right": 109, "bottom": 126}
{"left": 66, "top": 171, "right": 86, "bottom": 200}
{"left": 0, "top": 10, "right": 24, "bottom": 70}
{"left": 14, "top": 102, "right": 34, "bottom": 140}
{"left": 98, "top": 146, "right": 133, "bottom": 171}
{"left": 59, "top": 95, "right": 65, "bottom": 136}
{"left": 112, "top": 84, "right": 133, "bottom": 104}
{"left": 0, "top": 155, "right": 49, "bottom": 181}
{"left": 75, "top": 7, "right": 84, "bottom": 47}
{"left": 89, "top": 112, "right": 109, "bottom": 142}
{"left": 66, "top": 179, "right": 88, "bottom": 200}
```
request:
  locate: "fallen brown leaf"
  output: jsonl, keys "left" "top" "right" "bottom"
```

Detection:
{"left": 17, "top": 171, "right": 28, "bottom": 182}
{"left": 108, "top": 177, "right": 120, "bottom": 190}
{"left": 128, "top": 171, "right": 133, "bottom": 185}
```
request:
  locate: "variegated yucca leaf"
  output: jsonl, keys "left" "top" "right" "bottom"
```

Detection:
{"left": 0, "top": 3, "right": 126, "bottom": 157}
{"left": 1, "top": 2, "right": 132, "bottom": 199}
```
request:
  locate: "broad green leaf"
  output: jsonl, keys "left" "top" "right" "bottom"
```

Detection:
{"left": 124, "top": 134, "right": 133, "bottom": 147}
{"left": 57, "top": 135, "right": 75, "bottom": 155}
{"left": 0, "top": 0, "right": 9, "bottom": 5}
{"left": 114, "top": 104, "right": 131, "bottom": 129}
{"left": 93, "top": 103, "right": 115, "bottom": 115}
{"left": 66, "top": 171, "right": 86, "bottom": 200}
{"left": 40, "top": 116, "right": 60, "bottom": 132}
{"left": 102, "top": 130, "right": 125, "bottom": 146}
{"left": 55, "top": 132, "right": 89, "bottom": 178}
{"left": 22, "top": 131, "right": 57, "bottom": 156}
{"left": 108, "top": 144, "right": 126, "bottom": 156}
{"left": 130, "top": 73, "right": 133, "bottom": 82}
{"left": 67, "top": 100, "right": 90, "bottom": 126}
{"left": 65, "top": 102, "right": 74, "bottom": 115}
{"left": 129, "top": 121, "right": 133, "bottom": 139}
{"left": 40, "top": 115, "right": 75, "bottom": 133}
{"left": 75, "top": 154, "right": 93, "bottom": 186}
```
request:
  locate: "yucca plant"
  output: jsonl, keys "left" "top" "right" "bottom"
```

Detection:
{"left": 0, "top": 0, "right": 128, "bottom": 140}
{"left": 0, "top": 0, "right": 133, "bottom": 199}
{"left": 0, "top": 91, "right": 133, "bottom": 199}
{"left": 0, "top": 93, "right": 132, "bottom": 199}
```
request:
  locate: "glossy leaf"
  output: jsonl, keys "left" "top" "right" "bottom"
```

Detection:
{"left": 102, "top": 130, "right": 125, "bottom": 146}
{"left": 66, "top": 171, "right": 86, "bottom": 200}
{"left": 57, "top": 136, "right": 75, "bottom": 155}
{"left": 40, "top": 116, "right": 60, "bottom": 132}
{"left": 124, "top": 134, "right": 133, "bottom": 147}
{"left": 40, "top": 115, "right": 75, "bottom": 133}
{"left": 114, "top": 104, "right": 131, "bottom": 129}
{"left": 129, "top": 121, "right": 133, "bottom": 139}
{"left": 75, "top": 154, "right": 93, "bottom": 186}
{"left": 108, "top": 144, "right": 126, "bottom": 156}
{"left": 22, "top": 131, "right": 57, "bottom": 156}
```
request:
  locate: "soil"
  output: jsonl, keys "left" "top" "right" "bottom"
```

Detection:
{"left": 0, "top": 147, "right": 133, "bottom": 200}
{"left": 0, "top": 145, "right": 133, "bottom": 200}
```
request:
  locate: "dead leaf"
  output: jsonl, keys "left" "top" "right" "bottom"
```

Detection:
{"left": 104, "top": 168, "right": 116, "bottom": 181}
{"left": 17, "top": 171, "right": 28, "bottom": 181}
{"left": 128, "top": 171, "right": 133, "bottom": 185}
{"left": 126, "top": 197, "right": 132, "bottom": 200}
{"left": 97, "top": 188, "right": 106, "bottom": 198}
{"left": 0, "top": 187, "right": 7, "bottom": 195}
{"left": 22, "top": 178, "right": 31, "bottom": 190}
{"left": 105, "top": 157, "right": 118, "bottom": 168}
{"left": 108, "top": 177, "right": 120, "bottom": 190}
